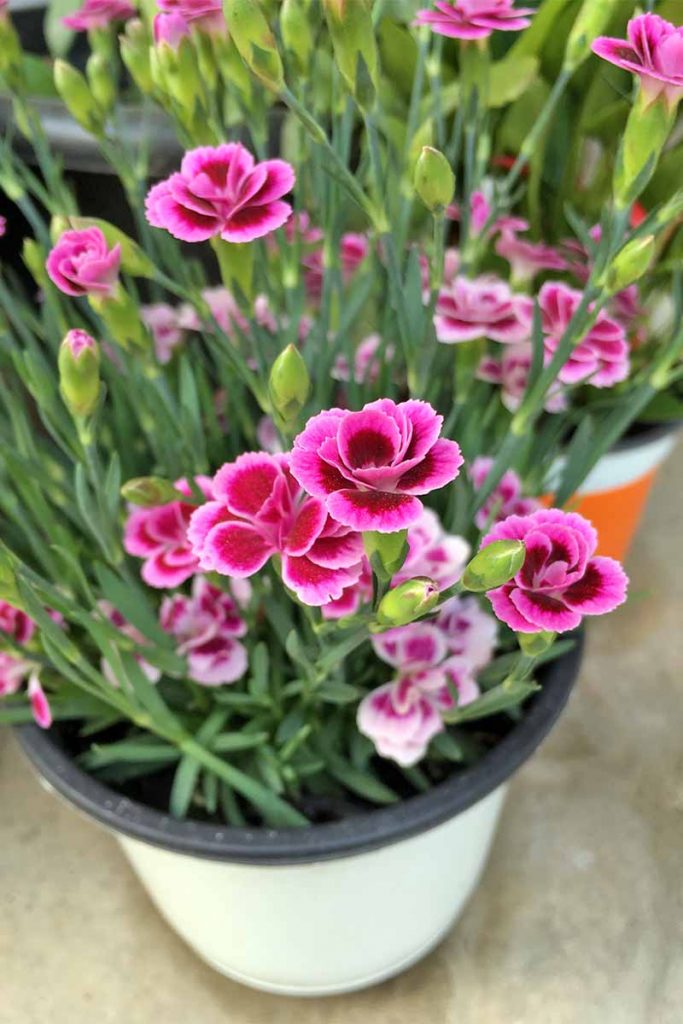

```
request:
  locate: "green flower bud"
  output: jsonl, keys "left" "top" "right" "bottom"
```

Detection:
{"left": 0, "top": 13, "right": 24, "bottom": 89}
{"left": 22, "top": 239, "right": 48, "bottom": 287}
{"left": 414, "top": 146, "right": 455, "bottom": 213}
{"left": 121, "top": 476, "right": 180, "bottom": 507}
{"left": 54, "top": 59, "right": 105, "bottom": 136}
{"left": 153, "top": 35, "right": 205, "bottom": 118}
{"left": 225, "top": 0, "right": 284, "bottom": 91}
{"left": 280, "top": 0, "right": 314, "bottom": 77}
{"left": 462, "top": 540, "right": 526, "bottom": 592}
{"left": 119, "top": 19, "right": 154, "bottom": 95}
{"left": 606, "top": 235, "right": 655, "bottom": 294}
{"left": 376, "top": 577, "right": 440, "bottom": 628}
{"left": 363, "top": 529, "right": 409, "bottom": 582}
{"left": 58, "top": 329, "right": 101, "bottom": 418}
{"left": 0, "top": 544, "right": 22, "bottom": 608}
{"left": 563, "top": 0, "right": 621, "bottom": 72}
{"left": 322, "top": 0, "right": 378, "bottom": 110}
{"left": 89, "top": 287, "right": 151, "bottom": 351}
{"left": 614, "top": 90, "right": 676, "bottom": 209}
{"left": 518, "top": 630, "right": 556, "bottom": 656}
{"left": 269, "top": 344, "right": 310, "bottom": 425}
{"left": 86, "top": 52, "right": 116, "bottom": 116}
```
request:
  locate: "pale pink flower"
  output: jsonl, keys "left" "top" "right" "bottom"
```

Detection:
{"left": 304, "top": 232, "right": 369, "bottom": 301}
{"left": 160, "top": 577, "right": 247, "bottom": 685}
{"left": 46, "top": 228, "right": 121, "bottom": 298}
{"left": 373, "top": 621, "right": 448, "bottom": 671}
{"left": 256, "top": 415, "right": 284, "bottom": 454}
{"left": 392, "top": 508, "right": 470, "bottom": 591}
{"left": 435, "top": 275, "right": 533, "bottom": 344}
{"left": 290, "top": 400, "right": 463, "bottom": 533}
{"left": 141, "top": 303, "right": 186, "bottom": 363}
{"left": 593, "top": 14, "right": 683, "bottom": 110}
{"left": 146, "top": 144, "right": 295, "bottom": 244}
{"left": 477, "top": 343, "right": 569, "bottom": 412}
{"left": 494, "top": 219, "right": 568, "bottom": 282}
{"left": 415, "top": 0, "right": 534, "bottom": 40}
{"left": 540, "top": 282, "right": 630, "bottom": 388}
{"left": 0, "top": 653, "right": 35, "bottom": 697}
{"left": 469, "top": 456, "right": 539, "bottom": 530}
{"left": 357, "top": 674, "right": 445, "bottom": 767}
{"left": 63, "top": 0, "right": 135, "bottom": 30}
{"left": 124, "top": 476, "right": 213, "bottom": 588}
{"left": 321, "top": 561, "right": 373, "bottom": 620}
{"left": 98, "top": 602, "right": 162, "bottom": 685}
{"left": 0, "top": 216, "right": 6, "bottom": 237}
{"left": 332, "top": 334, "right": 395, "bottom": 385}
{"left": 188, "top": 453, "right": 365, "bottom": 606}
{"left": 445, "top": 190, "right": 491, "bottom": 235}
{"left": 436, "top": 595, "right": 498, "bottom": 670}
{"left": 482, "top": 509, "right": 629, "bottom": 634}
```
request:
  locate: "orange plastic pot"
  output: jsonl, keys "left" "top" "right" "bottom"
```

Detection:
{"left": 544, "top": 423, "right": 679, "bottom": 561}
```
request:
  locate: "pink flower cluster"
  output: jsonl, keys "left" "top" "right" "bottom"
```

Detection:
{"left": 160, "top": 577, "right": 247, "bottom": 685}
{"left": 323, "top": 507, "right": 470, "bottom": 620}
{"left": 435, "top": 275, "right": 532, "bottom": 345}
{"left": 469, "top": 457, "right": 539, "bottom": 530}
{"left": 539, "top": 282, "right": 630, "bottom": 387}
{"left": 415, "top": 0, "right": 533, "bottom": 40}
{"left": 477, "top": 343, "right": 567, "bottom": 414}
{"left": 146, "top": 144, "right": 295, "bottom": 244}
{"left": 0, "top": 601, "right": 52, "bottom": 728}
{"left": 482, "top": 509, "right": 628, "bottom": 634}
{"left": 593, "top": 14, "right": 683, "bottom": 110}
{"left": 188, "top": 453, "right": 365, "bottom": 606}
{"left": 358, "top": 596, "right": 497, "bottom": 766}
{"left": 124, "top": 477, "right": 212, "bottom": 588}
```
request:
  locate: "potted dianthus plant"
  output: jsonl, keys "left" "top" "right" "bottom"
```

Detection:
{"left": 0, "top": 0, "right": 681, "bottom": 997}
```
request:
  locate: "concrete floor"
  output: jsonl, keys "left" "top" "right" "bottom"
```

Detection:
{"left": 1, "top": 447, "right": 682, "bottom": 1024}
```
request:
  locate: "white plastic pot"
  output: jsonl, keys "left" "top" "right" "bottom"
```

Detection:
{"left": 547, "top": 422, "right": 679, "bottom": 561}
{"left": 17, "top": 637, "right": 581, "bottom": 997}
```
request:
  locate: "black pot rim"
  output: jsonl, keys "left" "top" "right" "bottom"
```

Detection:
{"left": 611, "top": 418, "right": 680, "bottom": 453}
{"left": 15, "top": 633, "right": 583, "bottom": 865}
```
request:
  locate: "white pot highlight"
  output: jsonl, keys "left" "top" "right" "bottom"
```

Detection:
{"left": 117, "top": 784, "right": 507, "bottom": 996}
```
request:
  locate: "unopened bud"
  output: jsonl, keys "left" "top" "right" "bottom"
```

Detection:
{"left": 376, "top": 577, "right": 440, "bottom": 628}
{"left": 86, "top": 52, "right": 116, "bottom": 115}
{"left": 564, "top": 0, "right": 621, "bottom": 72}
{"left": 280, "top": 0, "right": 314, "bottom": 76}
{"left": 54, "top": 60, "right": 105, "bottom": 135}
{"left": 0, "top": 13, "right": 23, "bottom": 87}
{"left": 269, "top": 344, "right": 310, "bottom": 425}
{"left": 225, "top": 0, "right": 284, "bottom": 90}
{"left": 606, "top": 235, "right": 655, "bottom": 294}
{"left": 89, "top": 287, "right": 151, "bottom": 351}
{"left": 614, "top": 91, "right": 676, "bottom": 208}
{"left": 120, "top": 19, "right": 154, "bottom": 95}
{"left": 58, "top": 329, "right": 101, "bottom": 417}
{"left": 363, "top": 529, "right": 408, "bottom": 582}
{"left": 462, "top": 540, "right": 525, "bottom": 592}
{"left": 153, "top": 35, "right": 205, "bottom": 117}
{"left": 414, "top": 146, "right": 455, "bottom": 213}
{"left": 121, "top": 476, "right": 180, "bottom": 507}
{"left": 518, "top": 630, "right": 556, "bottom": 656}
{"left": 22, "top": 239, "right": 47, "bottom": 285}
{"left": 322, "top": 0, "right": 378, "bottom": 109}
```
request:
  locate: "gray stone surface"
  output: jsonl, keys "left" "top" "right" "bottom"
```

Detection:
{"left": 1, "top": 446, "right": 682, "bottom": 1024}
